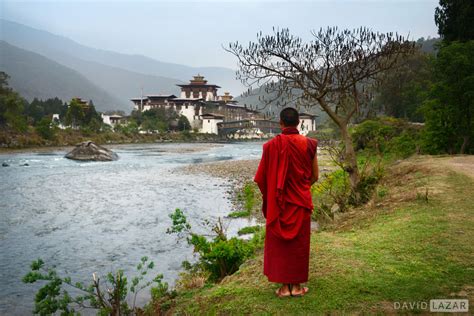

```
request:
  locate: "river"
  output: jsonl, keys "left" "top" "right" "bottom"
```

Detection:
{"left": 0, "top": 142, "right": 263, "bottom": 315}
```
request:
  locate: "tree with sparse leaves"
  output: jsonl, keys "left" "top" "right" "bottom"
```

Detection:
{"left": 226, "top": 27, "right": 415, "bottom": 196}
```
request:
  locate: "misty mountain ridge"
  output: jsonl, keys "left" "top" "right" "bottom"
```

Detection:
{"left": 0, "top": 19, "right": 243, "bottom": 111}
{"left": 0, "top": 41, "right": 126, "bottom": 111}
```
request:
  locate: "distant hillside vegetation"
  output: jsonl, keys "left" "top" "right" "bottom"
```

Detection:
{"left": 0, "top": 41, "right": 124, "bottom": 112}
{"left": 417, "top": 37, "right": 441, "bottom": 54}
{"left": 235, "top": 84, "right": 328, "bottom": 123}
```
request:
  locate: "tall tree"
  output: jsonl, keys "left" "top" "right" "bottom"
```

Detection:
{"left": 435, "top": 0, "right": 474, "bottom": 42}
{"left": 226, "top": 27, "right": 415, "bottom": 195}
{"left": 422, "top": 41, "right": 474, "bottom": 154}
{"left": 0, "top": 72, "right": 27, "bottom": 131}
{"left": 65, "top": 98, "right": 85, "bottom": 128}
{"left": 373, "top": 50, "right": 434, "bottom": 122}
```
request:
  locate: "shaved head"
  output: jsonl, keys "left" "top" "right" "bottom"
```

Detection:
{"left": 280, "top": 107, "right": 299, "bottom": 127}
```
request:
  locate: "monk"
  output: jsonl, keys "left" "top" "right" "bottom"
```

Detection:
{"left": 254, "top": 107, "right": 318, "bottom": 298}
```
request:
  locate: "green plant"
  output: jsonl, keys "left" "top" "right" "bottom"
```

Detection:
{"left": 312, "top": 169, "right": 351, "bottom": 217}
{"left": 237, "top": 226, "right": 262, "bottom": 236}
{"left": 167, "top": 209, "right": 262, "bottom": 282}
{"left": 227, "top": 210, "right": 250, "bottom": 218}
{"left": 35, "top": 117, "right": 58, "bottom": 140}
{"left": 242, "top": 183, "right": 256, "bottom": 213}
{"left": 23, "top": 257, "right": 169, "bottom": 315}
{"left": 376, "top": 186, "right": 388, "bottom": 199}
{"left": 166, "top": 208, "right": 191, "bottom": 235}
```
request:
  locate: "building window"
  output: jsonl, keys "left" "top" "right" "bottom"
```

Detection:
{"left": 208, "top": 120, "right": 210, "bottom": 123}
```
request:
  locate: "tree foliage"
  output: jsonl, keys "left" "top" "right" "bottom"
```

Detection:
{"left": 177, "top": 115, "right": 191, "bottom": 131}
{"left": 226, "top": 27, "right": 416, "bottom": 198}
{"left": 167, "top": 209, "right": 263, "bottom": 282}
{"left": 435, "top": 0, "right": 474, "bottom": 42}
{"left": 373, "top": 50, "right": 433, "bottom": 122}
{"left": 23, "top": 257, "right": 172, "bottom": 315}
{"left": 0, "top": 71, "right": 27, "bottom": 131}
{"left": 421, "top": 41, "right": 474, "bottom": 154}
{"left": 131, "top": 107, "right": 179, "bottom": 133}
{"left": 64, "top": 98, "right": 102, "bottom": 130}
{"left": 24, "top": 97, "right": 67, "bottom": 125}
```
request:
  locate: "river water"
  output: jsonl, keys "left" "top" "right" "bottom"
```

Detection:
{"left": 0, "top": 142, "right": 263, "bottom": 315}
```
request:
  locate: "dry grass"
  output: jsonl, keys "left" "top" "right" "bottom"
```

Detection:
{"left": 175, "top": 271, "right": 211, "bottom": 291}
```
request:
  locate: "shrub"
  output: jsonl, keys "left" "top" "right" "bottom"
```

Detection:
{"left": 23, "top": 257, "right": 170, "bottom": 315}
{"left": 167, "top": 209, "right": 263, "bottom": 282}
{"left": 312, "top": 169, "right": 351, "bottom": 218}
{"left": 35, "top": 117, "right": 58, "bottom": 140}
{"left": 351, "top": 117, "right": 422, "bottom": 158}
{"left": 237, "top": 225, "right": 262, "bottom": 235}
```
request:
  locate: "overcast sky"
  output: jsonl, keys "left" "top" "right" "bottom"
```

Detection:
{"left": 2, "top": 0, "right": 440, "bottom": 69}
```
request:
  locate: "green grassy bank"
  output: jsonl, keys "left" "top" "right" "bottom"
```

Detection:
{"left": 159, "top": 156, "right": 474, "bottom": 315}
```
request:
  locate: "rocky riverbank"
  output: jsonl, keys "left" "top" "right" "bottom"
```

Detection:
{"left": 181, "top": 159, "right": 259, "bottom": 182}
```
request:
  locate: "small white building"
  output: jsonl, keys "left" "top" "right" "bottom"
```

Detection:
{"left": 298, "top": 113, "right": 317, "bottom": 136}
{"left": 200, "top": 113, "right": 224, "bottom": 134}
{"left": 101, "top": 114, "right": 124, "bottom": 127}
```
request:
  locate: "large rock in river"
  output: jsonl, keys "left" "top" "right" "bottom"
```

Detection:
{"left": 65, "top": 141, "right": 118, "bottom": 161}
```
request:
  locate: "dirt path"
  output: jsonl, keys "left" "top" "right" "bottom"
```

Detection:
{"left": 439, "top": 155, "right": 474, "bottom": 179}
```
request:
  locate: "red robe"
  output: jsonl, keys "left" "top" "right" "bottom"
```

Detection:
{"left": 254, "top": 127, "right": 317, "bottom": 283}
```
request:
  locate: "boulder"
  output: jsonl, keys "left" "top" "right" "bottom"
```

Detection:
{"left": 65, "top": 141, "right": 118, "bottom": 161}
{"left": 2, "top": 162, "right": 9, "bottom": 167}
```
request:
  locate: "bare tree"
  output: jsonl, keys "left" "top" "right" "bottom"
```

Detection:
{"left": 226, "top": 27, "right": 416, "bottom": 197}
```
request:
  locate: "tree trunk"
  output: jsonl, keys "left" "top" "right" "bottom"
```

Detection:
{"left": 340, "top": 126, "right": 360, "bottom": 192}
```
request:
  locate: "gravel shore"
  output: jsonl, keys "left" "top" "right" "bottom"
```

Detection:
{"left": 179, "top": 159, "right": 261, "bottom": 217}
{"left": 180, "top": 159, "right": 259, "bottom": 182}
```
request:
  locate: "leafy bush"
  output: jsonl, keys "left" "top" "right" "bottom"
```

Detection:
{"left": 23, "top": 257, "right": 171, "bottom": 315}
{"left": 167, "top": 209, "right": 263, "bottom": 282}
{"left": 312, "top": 169, "right": 350, "bottom": 218}
{"left": 35, "top": 117, "right": 58, "bottom": 140}
{"left": 351, "top": 117, "right": 422, "bottom": 158}
{"left": 237, "top": 225, "right": 262, "bottom": 236}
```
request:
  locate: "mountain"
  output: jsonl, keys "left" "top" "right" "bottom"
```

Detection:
{"left": 0, "top": 19, "right": 243, "bottom": 99}
{"left": 235, "top": 85, "right": 328, "bottom": 124}
{"left": 49, "top": 53, "right": 184, "bottom": 106}
{"left": 0, "top": 41, "right": 126, "bottom": 111}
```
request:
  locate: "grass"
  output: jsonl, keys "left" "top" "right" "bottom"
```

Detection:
{"left": 237, "top": 226, "right": 262, "bottom": 236}
{"left": 160, "top": 157, "right": 474, "bottom": 315}
{"left": 227, "top": 210, "right": 251, "bottom": 218}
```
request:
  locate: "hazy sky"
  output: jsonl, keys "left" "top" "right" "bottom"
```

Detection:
{"left": 2, "top": 0, "right": 440, "bottom": 69}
